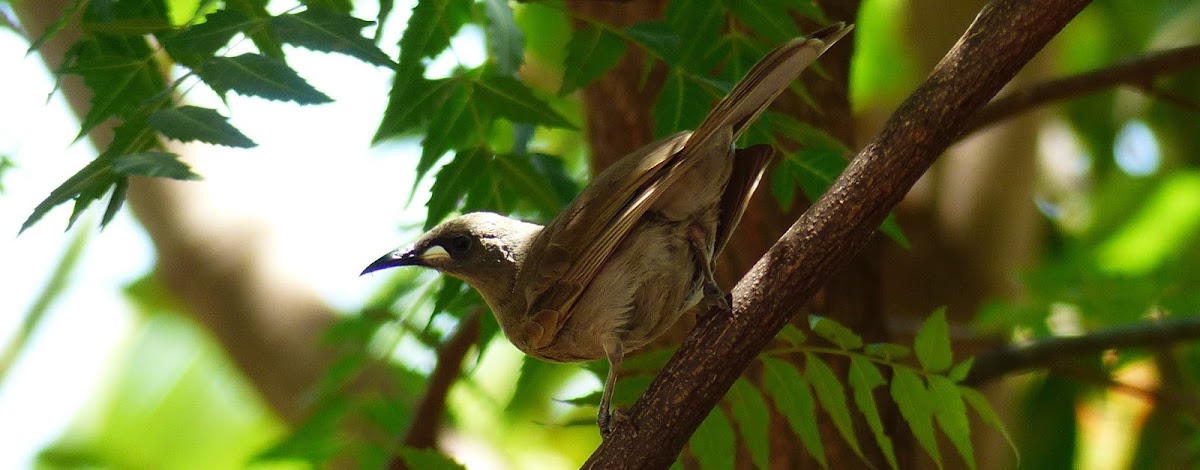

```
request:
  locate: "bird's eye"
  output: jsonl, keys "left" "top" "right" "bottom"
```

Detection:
{"left": 449, "top": 235, "right": 472, "bottom": 254}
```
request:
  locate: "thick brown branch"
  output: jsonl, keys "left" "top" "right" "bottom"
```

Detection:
{"left": 965, "top": 316, "right": 1200, "bottom": 385}
{"left": 584, "top": 0, "right": 1091, "bottom": 467}
{"left": 389, "top": 312, "right": 481, "bottom": 469}
{"left": 963, "top": 43, "right": 1200, "bottom": 135}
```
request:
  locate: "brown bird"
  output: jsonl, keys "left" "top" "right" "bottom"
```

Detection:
{"left": 363, "top": 23, "right": 852, "bottom": 433}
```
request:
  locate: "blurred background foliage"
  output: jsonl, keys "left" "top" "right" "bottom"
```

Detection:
{"left": 3, "top": 0, "right": 1200, "bottom": 468}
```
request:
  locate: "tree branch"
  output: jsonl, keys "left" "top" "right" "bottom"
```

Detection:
{"left": 584, "top": 0, "right": 1091, "bottom": 467}
{"left": 965, "top": 316, "right": 1200, "bottom": 386}
{"left": 962, "top": 43, "right": 1200, "bottom": 136}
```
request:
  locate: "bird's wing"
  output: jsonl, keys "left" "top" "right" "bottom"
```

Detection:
{"left": 714, "top": 144, "right": 774, "bottom": 256}
{"left": 520, "top": 24, "right": 853, "bottom": 347}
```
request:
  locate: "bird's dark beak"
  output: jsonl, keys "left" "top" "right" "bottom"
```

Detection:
{"left": 361, "top": 247, "right": 423, "bottom": 275}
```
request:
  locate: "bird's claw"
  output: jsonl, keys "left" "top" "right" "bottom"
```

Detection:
{"left": 599, "top": 408, "right": 631, "bottom": 437}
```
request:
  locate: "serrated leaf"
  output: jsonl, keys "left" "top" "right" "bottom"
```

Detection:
{"left": 762, "top": 358, "right": 826, "bottom": 468}
{"left": 805, "top": 354, "right": 866, "bottom": 460}
{"left": 929, "top": 375, "right": 974, "bottom": 470}
{"left": 624, "top": 21, "right": 678, "bottom": 63}
{"left": 864, "top": 342, "right": 911, "bottom": 361}
{"left": 149, "top": 106, "right": 256, "bottom": 148}
{"left": 226, "top": 0, "right": 285, "bottom": 60}
{"left": 723, "top": 0, "right": 799, "bottom": 43}
{"left": 729, "top": 379, "right": 770, "bottom": 469}
{"left": 528, "top": 153, "right": 581, "bottom": 208}
{"left": 653, "top": 71, "right": 711, "bottom": 137}
{"left": 808, "top": 314, "right": 863, "bottom": 350}
{"left": 426, "top": 148, "right": 488, "bottom": 229}
{"left": 198, "top": 53, "right": 333, "bottom": 104}
{"left": 375, "top": 75, "right": 453, "bottom": 142}
{"left": 271, "top": 9, "right": 396, "bottom": 68}
{"left": 300, "top": 0, "right": 352, "bottom": 13}
{"left": 960, "top": 386, "right": 1019, "bottom": 461}
{"left": 473, "top": 75, "right": 576, "bottom": 129}
{"left": 418, "top": 79, "right": 486, "bottom": 180}
{"left": 397, "top": 447, "right": 466, "bottom": 470}
{"left": 100, "top": 177, "right": 128, "bottom": 228}
{"left": 493, "top": 153, "right": 567, "bottom": 214}
{"left": 22, "top": 120, "right": 155, "bottom": 233}
{"left": 161, "top": 9, "right": 251, "bottom": 66}
{"left": 890, "top": 367, "right": 943, "bottom": 468}
{"left": 397, "top": 0, "right": 471, "bottom": 70}
{"left": 28, "top": 0, "right": 86, "bottom": 53}
{"left": 848, "top": 356, "right": 898, "bottom": 470}
{"left": 484, "top": 0, "right": 524, "bottom": 76}
{"left": 663, "top": 0, "right": 723, "bottom": 68}
{"left": 914, "top": 307, "right": 952, "bottom": 373}
{"left": 690, "top": 408, "right": 735, "bottom": 470}
{"left": 777, "top": 324, "right": 807, "bottom": 346}
{"left": 113, "top": 151, "right": 202, "bottom": 180}
{"left": 948, "top": 357, "right": 975, "bottom": 382}
{"left": 560, "top": 26, "right": 626, "bottom": 95}
{"left": 63, "top": 36, "right": 166, "bottom": 137}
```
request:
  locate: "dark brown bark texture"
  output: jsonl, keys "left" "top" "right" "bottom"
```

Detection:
{"left": 578, "top": 0, "right": 1092, "bottom": 468}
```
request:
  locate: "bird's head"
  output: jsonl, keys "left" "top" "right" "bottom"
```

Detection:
{"left": 362, "top": 212, "right": 542, "bottom": 306}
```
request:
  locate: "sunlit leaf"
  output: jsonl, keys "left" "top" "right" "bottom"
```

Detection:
{"left": 426, "top": 148, "right": 489, "bottom": 228}
{"left": 198, "top": 53, "right": 333, "bottom": 104}
{"left": 929, "top": 375, "right": 974, "bottom": 470}
{"left": 848, "top": 356, "right": 898, "bottom": 470}
{"left": 397, "top": 0, "right": 471, "bottom": 69}
{"left": 960, "top": 386, "right": 1019, "bottom": 462}
{"left": 418, "top": 78, "right": 486, "bottom": 179}
{"left": 777, "top": 324, "right": 807, "bottom": 346}
{"left": 729, "top": 379, "right": 770, "bottom": 469}
{"left": 762, "top": 358, "right": 826, "bottom": 468}
{"left": 149, "top": 106, "right": 256, "bottom": 148}
{"left": 375, "top": 76, "right": 453, "bottom": 142}
{"left": 864, "top": 342, "right": 911, "bottom": 361}
{"left": 914, "top": 307, "right": 952, "bottom": 373}
{"left": 62, "top": 35, "right": 166, "bottom": 137}
{"left": 806, "top": 354, "right": 866, "bottom": 460}
{"left": 161, "top": 9, "right": 251, "bottom": 66}
{"left": 808, "top": 314, "right": 863, "bottom": 350}
{"left": 890, "top": 366, "right": 943, "bottom": 468}
{"left": 225, "top": 0, "right": 285, "bottom": 60}
{"left": 948, "top": 357, "right": 974, "bottom": 383}
{"left": 560, "top": 26, "right": 626, "bottom": 95}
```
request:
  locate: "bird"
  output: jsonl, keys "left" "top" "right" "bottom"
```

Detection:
{"left": 363, "top": 22, "right": 852, "bottom": 434}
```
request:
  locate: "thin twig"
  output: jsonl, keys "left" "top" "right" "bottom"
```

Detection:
{"left": 962, "top": 44, "right": 1200, "bottom": 136}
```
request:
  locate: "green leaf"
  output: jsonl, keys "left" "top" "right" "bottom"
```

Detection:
{"left": 528, "top": 153, "right": 581, "bottom": 208}
{"left": 113, "top": 151, "right": 202, "bottom": 180}
{"left": 653, "top": 71, "right": 712, "bottom": 137}
{"left": 560, "top": 26, "right": 626, "bottom": 95}
{"left": 21, "top": 120, "right": 154, "bottom": 233}
{"left": 63, "top": 35, "right": 166, "bottom": 137}
{"left": 161, "top": 9, "right": 252, "bottom": 66}
{"left": 149, "top": 106, "right": 257, "bottom": 148}
{"left": 690, "top": 408, "right": 735, "bottom": 470}
{"left": 299, "top": 0, "right": 352, "bottom": 13}
{"left": 864, "top": 342, "right": 911, "bottom": 361}
{"left": 418, "top": 78, "right": 487, "bottom": 180}
{"left": 426, "top": 148, "right": 489, "bottom": 229}
{"left": 473, "top": 75, "right": 577, "bottom": 129}
{"left": 624, "top": 21, "right": 679, "bottom": 63}
{"left": 484, "top": 0, "right": 524, "bottom": 76}
{"left": 890, "top": 366, "right": 943, "bottom": 468}
{"left": 929, "top": 375, "right": 974, "bottom": 470}
{"left": 808, "top": 314, "right": 863, "bottom": 350}
{"left": 375, "top": 76, "right": 453, "bottom": 142}
{"left": 805, "top": 354, "right": 866, "bottom": 460}
{"left": 493, "top": 153, "right": 567, "bottom": 214}
{"left": 271, "top": 8, "right": 396, "bottom": 68}
{"left": 396, "top": 447, "right": 467, "bottom": 470}
{"left": 777, "top": 324, "right": 807, "bottom": 346}
{"left": 948, "top": 357, "right": 975, "bottom": 383}
{"left": 914, "top": 307, "right": 952, "bottom": 373}
{"left": 762, "top": 358, "right": 826, "bottom": 468}
{"left": 960, "top": 386, "right": 1019, "bottom": 462}
{"left": 100, "top": 177, "right": 128, "bottom": 228}
{"left": 198, "top": 54, "right": 333, "bottom": 104}
{"left": 723, "top": 0, "right": 799, "bottom": 43}
{"left": 28, "top": 0, "right": 86, "bottom": 53}
{"left": 848, "top": 356, "right": 898, "bottom": 470}
{"left": 397, "top": 0, "right": 472, "bottom": 70}
{"left": 0, "top": 156, "right": 14, "bottom": 194}
{"left": 663, "top": 0, "right": 723, "bottom": 68}
{"left": 226, "top": 0, "right": 285, "bottom": 60}
{"left": 728, "top": 379, "right": 770, "bottom": 469}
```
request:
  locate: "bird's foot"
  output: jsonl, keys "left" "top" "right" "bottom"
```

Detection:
{"left": 599, "top": 408, "right": 632, "bottom": 438}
